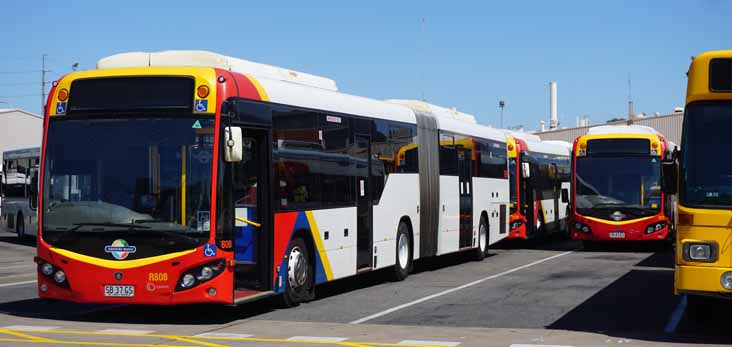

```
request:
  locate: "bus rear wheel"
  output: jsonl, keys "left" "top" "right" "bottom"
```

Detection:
{"left": 281, "top": 237, "right": 314, "bottom": 307}
{"left": 474, "top": 217, "right": 488, "bottom": 261}
{"left": 16, "top": 215, "right": 25, "bottom": 241}
{"left": 392, "top": 222, "right": 412, "bottom": 281}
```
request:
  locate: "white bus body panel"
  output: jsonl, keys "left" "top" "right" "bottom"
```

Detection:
{"left": 473, "top": 177, "right": 510, "bottom": 246}
{"left": 310, "top": 207, "right": 357, "bottom": 280}
{"left": 372, "top": 173, "right": 420, "bottom": 269}
{"left": 438, "top": 175, "right": 460, "bottom": 255}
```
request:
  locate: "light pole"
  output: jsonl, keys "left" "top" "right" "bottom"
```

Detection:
{"left": 498, "top": 100, "right": 505, "bottom": 128}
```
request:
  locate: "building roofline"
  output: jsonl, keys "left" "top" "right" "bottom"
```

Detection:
{"left": 0, "top": 109, "right": 43, "bottom": 119}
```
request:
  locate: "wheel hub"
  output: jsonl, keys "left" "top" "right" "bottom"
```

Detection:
{"left": 288, "top": 247, "right": 308, "bottom": 288}
{"left": 398, "top": 233, "right": 409, "bottom": 269}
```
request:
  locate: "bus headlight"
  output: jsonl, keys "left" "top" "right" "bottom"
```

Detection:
{"left": 574, "top": 222, "right": 591, "bottom": 233}
{"left": 645, "top": 222, "right": 667, "bottom": 234}
{"left": 175, "top": 259, "right": 226, "bottom": 292}
{"left": 683, "top": 242, "right": 717, "bottom": 262}
{"left": 180, "top": 274, "right": 196, "bottom": 288}
{"left": 53, "top": 270, "right": 66, "bottom": 284}
{"left": 510, "top": 221, "right": 523, "bottom": 230}
{"left": 41, "top": 263, "right": 54, "bottom": 276}
{"left": 721, "top": 272, "right": 732, "bottom": 290}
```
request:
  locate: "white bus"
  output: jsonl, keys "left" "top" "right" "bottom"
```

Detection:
{"left": 2, "top": 147, "right": 40, "bottom": 240}
{"left": 36, "top": 51, "right": 510, "bottom": 305}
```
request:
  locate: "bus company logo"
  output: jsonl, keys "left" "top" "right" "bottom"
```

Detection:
{"left": 610, "top": 211, "right": 626, "bottom": 221}
{"left": 104, "top": 239, "right": 137, "bottom": 260}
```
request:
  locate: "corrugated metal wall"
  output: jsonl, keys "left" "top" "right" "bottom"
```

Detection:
{"left": 535, "top": 113, "right": 683, "bottom": 145}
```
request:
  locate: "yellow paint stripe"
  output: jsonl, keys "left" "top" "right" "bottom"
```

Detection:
{"left": 0, "top": 328, "right": 455, "bottom": 347}
{"left": 164, "top": 335, "right": 228, "bottom": 347}
{"left": 0, "top": 328, "right": 56, "bottom": 342}
{"left": 50, "top": 247, "right": 196, "bottom": 269}
{"left": 0, "top": 337, "right": 188, "bottom": 347}
{"left": 582, "top": 215, "right": 655, "bottom": 226}
{"left": 305, "top": 211, "right": 334, "bottom": 281}
{"left": 246, "top": 75, "right": 270, "bottom": 101}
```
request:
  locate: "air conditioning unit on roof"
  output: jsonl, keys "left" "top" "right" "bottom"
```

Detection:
{"left": 96, "top": 50, "right": 339, "bottom": 92}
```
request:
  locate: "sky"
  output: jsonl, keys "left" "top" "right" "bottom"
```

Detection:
{"left": 1, "top": 0, "right": 729, "bottom": 130}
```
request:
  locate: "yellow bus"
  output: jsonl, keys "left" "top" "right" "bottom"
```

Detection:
{"left": 665, "top": 50, "right": 732, "bottom": 310}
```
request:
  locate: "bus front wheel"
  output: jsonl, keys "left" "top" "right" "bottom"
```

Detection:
{"left": 281, "top": 237, "right": 314, "bottom": 307}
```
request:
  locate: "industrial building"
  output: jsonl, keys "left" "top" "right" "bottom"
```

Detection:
{"left": 535, "top": 112, "right": 683, "bottom": 145}
{"left": 0, "top": 109, "right": 43, "bottom": 154}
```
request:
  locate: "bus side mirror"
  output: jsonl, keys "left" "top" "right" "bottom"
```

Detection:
{"left": 224, "top": 127, "right": 243, "bottom": 162}
{"left": 662, "top": 160, "right": 678, "bottom": 195}
{"left": 521, "top": 162, "right": 531, "bottom": 179}
{"left": 561, "top": 188, "right": 569, "bottom": 203}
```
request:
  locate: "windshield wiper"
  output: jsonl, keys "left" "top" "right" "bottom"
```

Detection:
{"left": 70, "top": 222, "right": 151, "bottom": 232}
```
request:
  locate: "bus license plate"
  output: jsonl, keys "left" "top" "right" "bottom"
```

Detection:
{"left": 609, "top": 232, "right": 625, "bottom": 239}
{"left": 104, "top": 285, "right": 135, "bottom": 297}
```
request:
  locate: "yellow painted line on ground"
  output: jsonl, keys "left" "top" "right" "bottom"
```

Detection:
{"left": 0, "top": 328, "right": 57, "bottom": 342}
{"left": 2, "top": 328, "right": 457, "bottom": 347}
{"left": 0, "top": 337, "right": 188, "bottom": 347}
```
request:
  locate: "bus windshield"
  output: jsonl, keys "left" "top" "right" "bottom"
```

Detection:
{"left": 42, "top": 117, "right": 215, "bottom": 258}
{"left": 575, "top": 156, "right": 661, "bottom": 219}
{"left": 681, "top": 101, "right": 732, "bottom": 207}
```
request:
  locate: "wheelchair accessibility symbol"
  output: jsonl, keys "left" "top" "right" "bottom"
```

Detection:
{"left": 195, "top": 99, "right": 208, "bottom": 112}
{"left": 203, "top": 243, "right": 217, "bottom": 257}
{"left": 56, "top": 102, "right": 67, "bottom": 115}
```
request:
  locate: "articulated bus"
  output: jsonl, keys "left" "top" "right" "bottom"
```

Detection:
{"left": 2, "top": 147, "right": 40, "bottom": 240}
{"left": 666, "top": 50, "right": 732, "bottom": 307}
{"left": 571, "top": 125, "right": 672, "bottom": 247}
{"left": 35, "top": 51, "right": 509, "bottom": 306}
{"left": 505, "top": 133, "right": 571, "bottom": 240}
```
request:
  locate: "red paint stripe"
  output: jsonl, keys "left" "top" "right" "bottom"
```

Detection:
{"left": 273, "top": 212, "right": 299, "bottom": 280}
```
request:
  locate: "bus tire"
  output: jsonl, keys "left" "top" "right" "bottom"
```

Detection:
{"left": 281, "top": 237, "right": 314, "bottom": 308}
{"left": 392, "top": 222, "right": 412, "bottom": 281}
{"left": 474, "top": 216, "right": 489, "bottom": 261}
{"left": 16, "top": 215, "right": 25, "bottom": 241}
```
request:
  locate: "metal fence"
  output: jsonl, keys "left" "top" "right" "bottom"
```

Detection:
{"left": 535, "top": 112, "right": 684, "bottom": 145}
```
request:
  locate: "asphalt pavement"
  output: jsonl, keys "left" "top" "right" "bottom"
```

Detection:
{"left": 1, "top": 229, "right": 732, "bottom": 347}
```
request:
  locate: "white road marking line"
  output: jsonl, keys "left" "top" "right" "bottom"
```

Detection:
{"left": 195, "top": 332, "right": 254, "bottom": 338}
{"left": 0, "top": 273, "right": 37, "bottom": 280}
{"left": 2, "top": 325, "right": 59, "bottom": 331}
{"left": 288, "top": 336, "right": 349, "bottom": 342}
{"left": 97, "top": 328, "right": 155, "bottom": 334}
{"left": 0, "top": 280, "right": 36, "bottom": 288}
{"left": 399, "top": 340, "right": 460, "bottom": 346}
{"left": 664, "top": 294, "right": 687, "bottom": 333}
{"left": 349, "top": 251, "right": 574, "bottom": 324}
{"left": 1, "top": 264, "right": 35, "bottom": 270}
{"left": 510, "top": 345, "right": 573, "bottom": 347}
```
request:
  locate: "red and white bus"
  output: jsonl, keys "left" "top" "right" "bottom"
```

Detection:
{"left": 506, "top": 133, "right": 572, "bottom": 240}
{"left": 35, "top": 51, "right": 510, "bottom": 306}
{"left": 570, "top": 125, "right": 674, "bottom": 247}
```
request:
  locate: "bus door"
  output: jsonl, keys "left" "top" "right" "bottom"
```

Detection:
{"left": 458, "top": 148, "right": 473, "bottom": 248}
{"left": 354, "top": 134, "right": 373, "bottom": 270}
{"left": 231, "top": 129, "right": 272, "bottom": 291}
{"left": 522, "top": 156, "right": 537, "bottom": 236}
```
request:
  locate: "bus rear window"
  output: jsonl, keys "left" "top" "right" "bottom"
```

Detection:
{"left": 68, "top": 77, "right": 194, "bottom": 113}
{"left": 710, "top": 58, "right": 732, "bottom": 92}
{"left": 586, "top": 138, "right": 649, "bottom": 156}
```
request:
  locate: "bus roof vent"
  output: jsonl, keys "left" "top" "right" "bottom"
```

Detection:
{"left": 587, "top": 124, "right": 660, "bottom": 136}
{"left": 96, "top": 50, "right": 339, "bottom": 92}
{"left": 385, "top": 99, "right": 477, "bottom": 123}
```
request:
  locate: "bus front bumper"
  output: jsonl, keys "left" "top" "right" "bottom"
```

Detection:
{"left": 675, "top": 265, "right": 732, "bottom": 298}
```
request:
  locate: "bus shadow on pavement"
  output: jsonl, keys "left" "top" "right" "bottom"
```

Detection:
{"left": 493, "top": 236, "right": 580, "bottom": 251}
{"left": 0, "top": 235, "right": 36, "bottom": 248}
{"left": 0, "top": 249, "right": 489, "bottom": 324}
{"left": 547, "top": 259, "right": 732, "bottom": 345}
